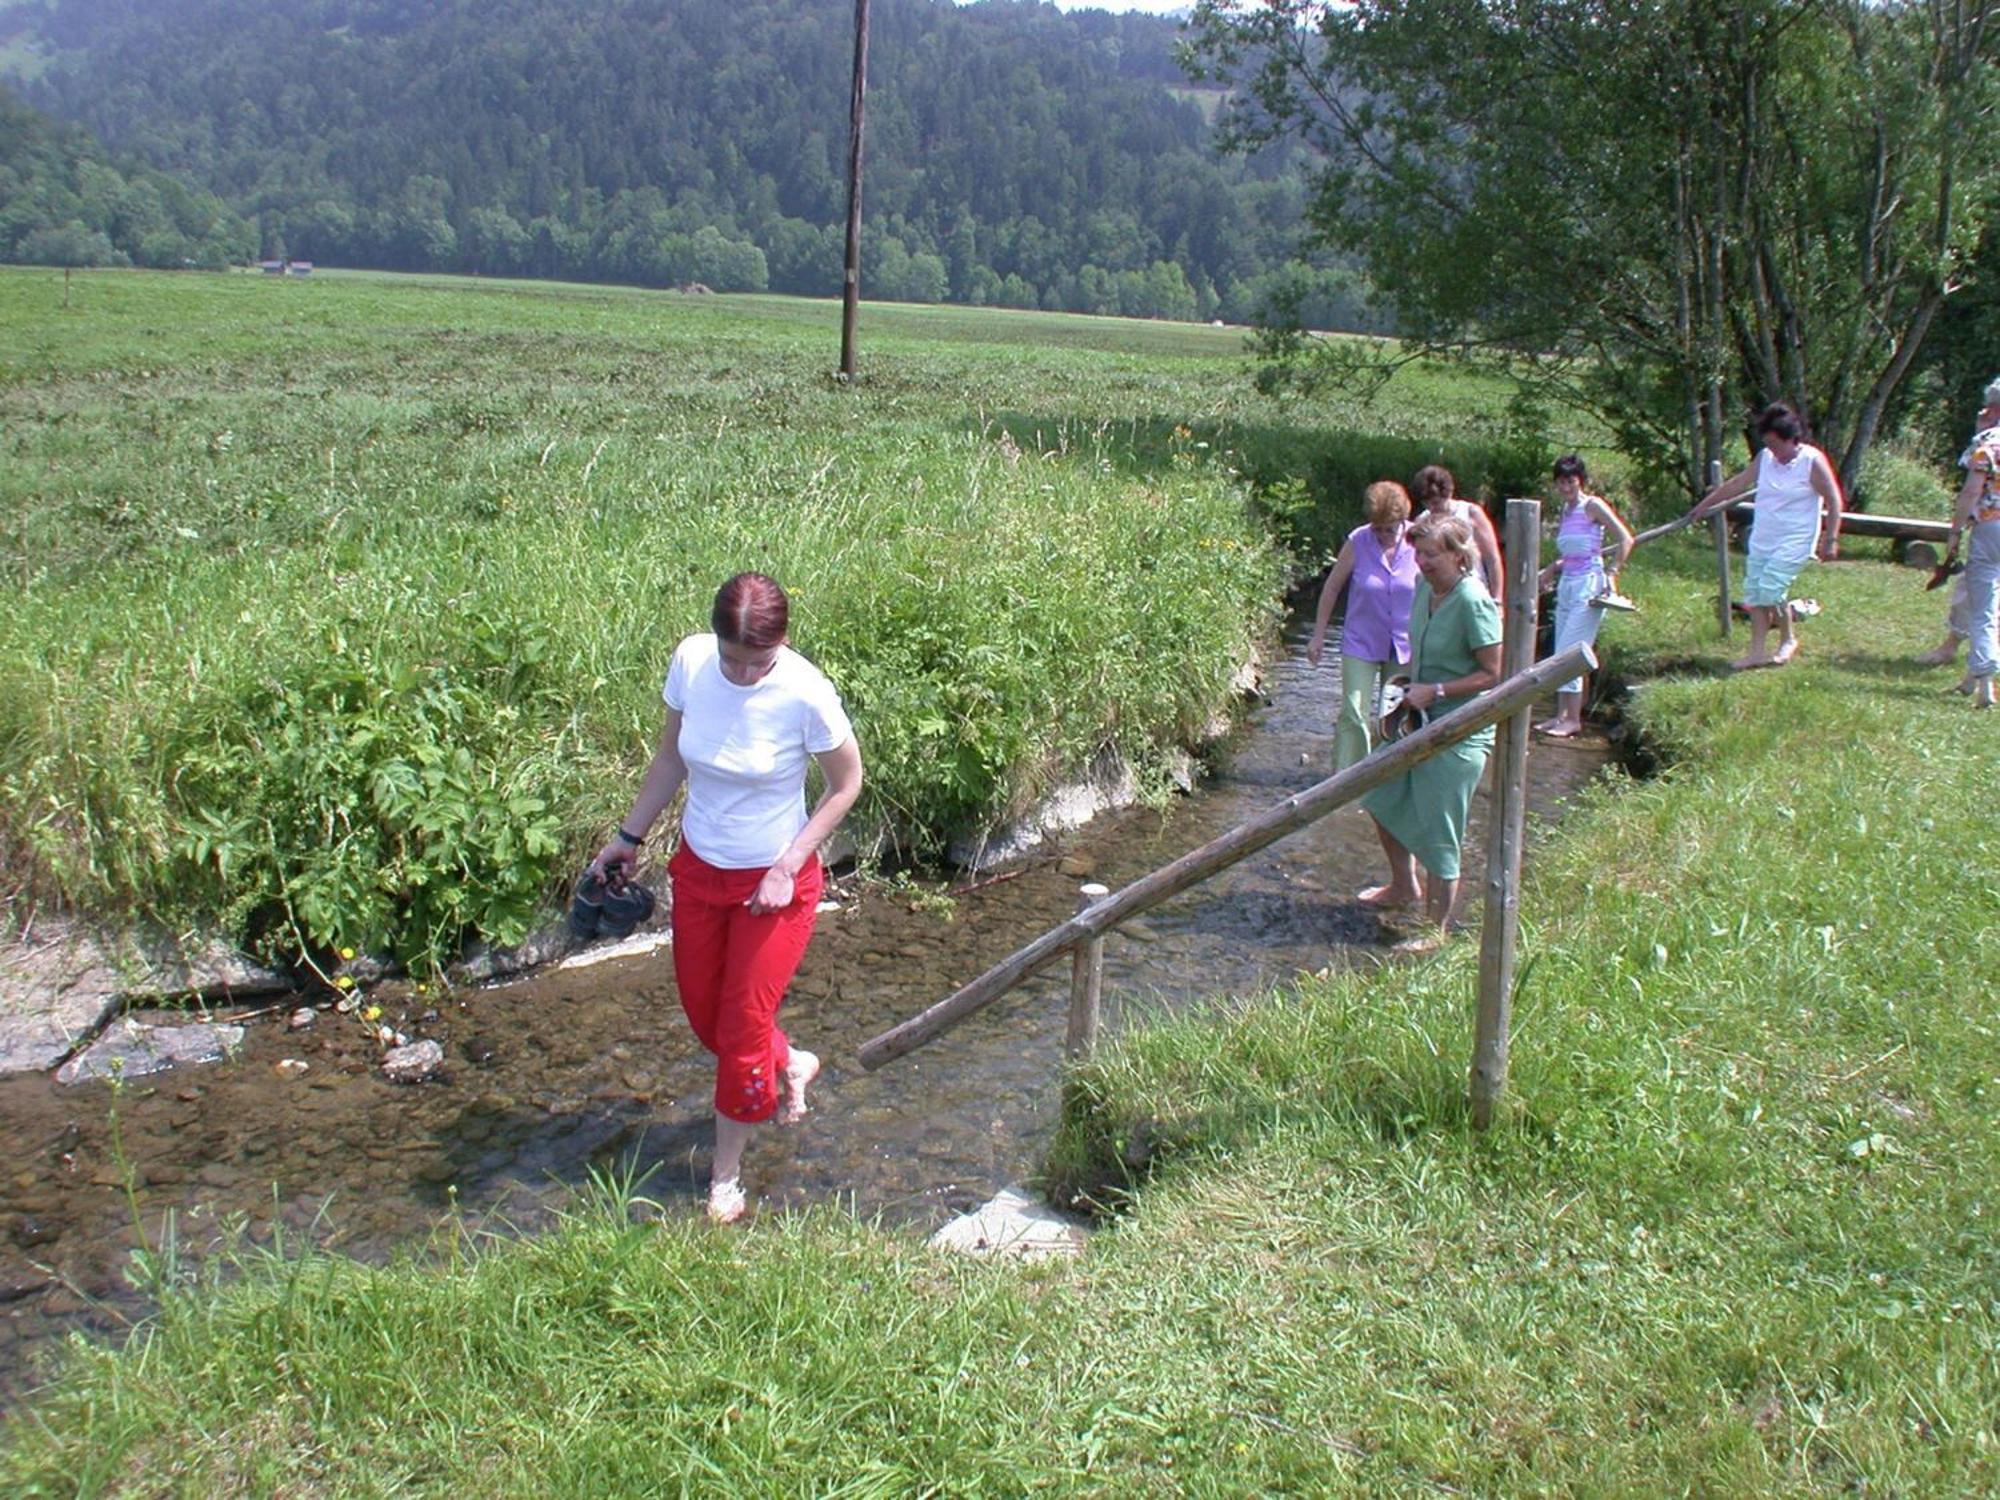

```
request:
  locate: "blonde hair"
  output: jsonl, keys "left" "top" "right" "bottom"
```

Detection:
{"left": 1363, "top": 480, "right": 1411, "bottom": 527}
{"left": 1408, "top": 512, "right": 1478, "bottom": 576}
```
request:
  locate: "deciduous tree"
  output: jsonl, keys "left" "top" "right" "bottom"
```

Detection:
{"left": 1188, "top": 0, "right": 2000, "bottom": 497}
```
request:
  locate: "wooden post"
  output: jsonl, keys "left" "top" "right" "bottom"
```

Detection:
{"left": 1470, "top": 499, "right": 1540, "bottom": 1130}
{"left": 1711, "top": 459, "right": 1731, "bottom": 637}
{"left": 837, "top": 0, "right": 870, "bottom": 380}
{"left": 1065, "top": 883, "right": 1110, "bottom": 1060}
{"left": 857, "top": 642, "right": 1596, "bottom": 1070}
{"left": 64, "top": 267, "right": 72, "bottom": 309}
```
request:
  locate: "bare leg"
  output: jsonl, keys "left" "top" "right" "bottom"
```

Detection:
{"left": 1771, "top": 607, "right": 1799, "bottom": 664}
{"left": 1917, "top": 632, "right": 1963, "bottom": 667}
{"left": 1539, "top": 689, "right": 1584, "bottom": 736}
{"left": 778, "top": 1048, "right": 820, "bottom": 1125}
{"left": 1358, "top": 818, "right": 1423, "bottom": 907}
{"left": 708, "top": 1113, "right": 755, "bottom": 1223}
{"left": 1732, "top": 606, "right": 1776, "bottom": 670}
{"left": 1427, "top": 875, "right": 1463, "bottom": 932}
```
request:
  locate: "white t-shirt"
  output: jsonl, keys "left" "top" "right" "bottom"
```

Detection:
{"left": 663, "top": 634, "right": 853, "bottom": 869}
{"left": 1749, "top": 444, "right": 1829, "bottom": 562}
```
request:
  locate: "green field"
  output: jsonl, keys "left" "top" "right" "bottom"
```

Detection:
{"left": 3, "top": 521, "right": 1994, "bottom": 1493}
{"left": 0, "top": 266, "right": 1592, "bottom": 974}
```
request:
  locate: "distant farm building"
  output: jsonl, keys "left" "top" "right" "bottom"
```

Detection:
{"left": 259, "top": 259, "right": 316, "bottom": 277}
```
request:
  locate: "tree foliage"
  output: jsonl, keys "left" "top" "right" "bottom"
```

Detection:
{"left": 0, "top": 83, "right": 252, "bottom": 268}
{"left": 1186, "top": 0, "right": 2000, "bottom": 496}
{"left": 2, "top": 0, "right": 1331, "bottom": 320}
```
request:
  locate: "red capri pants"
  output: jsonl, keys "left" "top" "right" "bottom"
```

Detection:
{"left": 667, "top": 844, "right": 824, "bottom": 1124}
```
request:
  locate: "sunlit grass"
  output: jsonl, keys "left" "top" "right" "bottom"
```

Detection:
{"left": 4, "top": 539, "right": 1994, "bottom": 1492}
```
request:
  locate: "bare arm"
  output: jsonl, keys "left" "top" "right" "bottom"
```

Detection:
{"left": 749, "top": 735, "right": 864, "bottom": 914}
{"left": 592, "top": 709, "right": 688, "bottom": 880}
{"left": 1811, "top": 452, "right": 1846, "bottom": 560}
{"left": 1306, "top": 538, "right": 1359, "bottom": 667}
{"left": 1947, "top": 469, "right": 1987, "bottom": 559}
{"left": 1471, "top": 506, "right": 1505, "bottom": 601}
{"left": 1691, "top": 463, "right": 1756, "bottom": 520}
{"left": 1409, "top": 640, "right": 1505, "bottom": 711}
{"left": 1587, "top": 494, "right": 1636, "bottom": 577}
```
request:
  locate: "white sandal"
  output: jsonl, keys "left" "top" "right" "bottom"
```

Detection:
{"left": 707, "top": 1177, "right": 747, "bottom": 1224}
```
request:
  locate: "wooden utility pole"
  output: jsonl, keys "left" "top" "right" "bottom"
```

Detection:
{"left": 1470, "top": 499, "right": 1540, "bottom": 1130}
{"left": 838, "top": 0, "right": 870, "bottom": 380}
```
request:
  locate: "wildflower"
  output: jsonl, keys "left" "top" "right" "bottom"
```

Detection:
{"left": 334, "top": 975, "right": 354, "bottom": 991}
{"left": 363, "top": 1004, "right": 382, "bottom": 1022}
{"left": 339, "top": 946, "right": 356, "bottom": 961}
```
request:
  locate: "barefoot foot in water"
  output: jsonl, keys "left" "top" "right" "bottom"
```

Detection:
{"left": 1356, "top": 883, "right": 1423, "bottom": 910}
{"left": 778, "top": 1048, "right": 820, "bottom": 1125}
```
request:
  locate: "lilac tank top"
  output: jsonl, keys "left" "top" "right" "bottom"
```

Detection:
{"left": 1342, "top": 522, "right": 1419, "bottom": 663}
{"left": 1556, "top": 502, "right": 1605, "bottom": 574}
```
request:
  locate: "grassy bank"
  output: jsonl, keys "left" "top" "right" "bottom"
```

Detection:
{"left": 4, "top": 539, "right": 1993, "bottom": 1492}
{"left": 3, "top": 269, "right": 1307, "bottom": 971}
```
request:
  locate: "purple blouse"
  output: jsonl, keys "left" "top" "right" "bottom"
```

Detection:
{"left": 1341, "top": 522, "right": 1419, "bottom": 663}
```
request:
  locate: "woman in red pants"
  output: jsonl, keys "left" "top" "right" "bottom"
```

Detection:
{"left": 592, "top": 573, "right": 863, "bottom": 1222}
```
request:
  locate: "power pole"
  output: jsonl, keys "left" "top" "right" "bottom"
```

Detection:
{"left": 838, "top": 0, "right": 871, "bottom": 381}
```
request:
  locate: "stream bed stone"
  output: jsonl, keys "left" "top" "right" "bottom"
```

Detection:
{"left": 54, "top": 1019, "right": 246, "bottom": 1085}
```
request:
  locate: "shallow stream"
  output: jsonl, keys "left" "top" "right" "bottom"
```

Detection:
{"left": 0, "top": 614, "right": 1609, "bottom": 1402}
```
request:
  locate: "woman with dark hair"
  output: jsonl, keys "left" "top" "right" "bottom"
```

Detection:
{"left": 1411, "top": 463, "right": 1505, "bottom": 601}
{"left": 1688, "top": 403, "right": 1845, "bottom": 670}
{"left": 1358, "top": 513, "right": 1504, "bottom": 938}
{"left": 593, "top": 572, "right": 863, "bottom": 1222}
{"left": 1534, "top": 455, "right": 1634, "bottom": 737}
{"left": 1308, "top": 479, "right": 1419, "bottom": 768}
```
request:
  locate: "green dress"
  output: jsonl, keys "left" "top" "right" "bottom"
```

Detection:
{"left": 1361, "top": 573, "right": 1503, "bottom": 881}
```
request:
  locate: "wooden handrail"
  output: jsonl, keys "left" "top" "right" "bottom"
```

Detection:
{"left": 856, "top": 641, "right": 1597, "bottom": 1071}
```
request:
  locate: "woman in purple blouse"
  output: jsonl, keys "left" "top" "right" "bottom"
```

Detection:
{"left": 1308, "top": 480, "right": 1421, "bottom": 768}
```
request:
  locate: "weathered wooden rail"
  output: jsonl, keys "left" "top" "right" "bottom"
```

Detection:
{"left": 860, "top": 501, "right": 1589, "bottom": 1132}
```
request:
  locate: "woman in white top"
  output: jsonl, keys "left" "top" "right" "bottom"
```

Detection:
{"left": 1411, "top": 464, "right": 1504, "bottom": 601}
{"left": 1688, "top": 403, "right": 1845, "bottom": 670}
{"left": 593, "top": 573, "right": 863, "bottom": 1223}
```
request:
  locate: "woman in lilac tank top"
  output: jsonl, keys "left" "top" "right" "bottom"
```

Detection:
{"left": 1533, "top": 454, "right": 1633, "bottom": 737}
{"left": 1309, "top": 480, "right": 1421, "bottom": 768}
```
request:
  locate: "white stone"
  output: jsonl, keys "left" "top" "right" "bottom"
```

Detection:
{"left": 380, "top": 1039, "right": 443, "bottom": 1084}
{"left": 928, "top": 1186, "right": 1088, "bottom": 1262}
{"left": 558, "top": 930, "right": 671, "bottom": 970}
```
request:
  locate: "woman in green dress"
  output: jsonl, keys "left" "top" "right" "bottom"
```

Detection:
{"left": 1358, "top": 513, "right": 1504, "bottom": 935}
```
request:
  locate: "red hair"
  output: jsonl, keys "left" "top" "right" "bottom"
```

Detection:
{"left": 711, "top": 572, "right": 789, "bottom": 648}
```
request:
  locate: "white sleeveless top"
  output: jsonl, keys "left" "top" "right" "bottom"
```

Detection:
{"left": 1750, "top": 445, "right": 1827, "bottom": 561}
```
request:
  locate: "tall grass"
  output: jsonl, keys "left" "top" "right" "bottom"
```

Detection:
{"left": 1, "top": 269, "right": 1301, "bottom": 969}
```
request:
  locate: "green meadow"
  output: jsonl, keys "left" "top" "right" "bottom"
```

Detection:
{"left": 4, "top": 268, "right": 1993, "bottom": 1493}
{"left": 3, "top": 518, "right": 1995, "bottom": 1494}
{"left": 0, "top": 267, "right": 1582, "bottom": 974}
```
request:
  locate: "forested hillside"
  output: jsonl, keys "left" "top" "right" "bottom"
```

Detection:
{"left": 0, "top": 0, "right": 1373, "bottom": 324}
{"left": 0, "top": 84, "right": 252, "bottom": 268}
